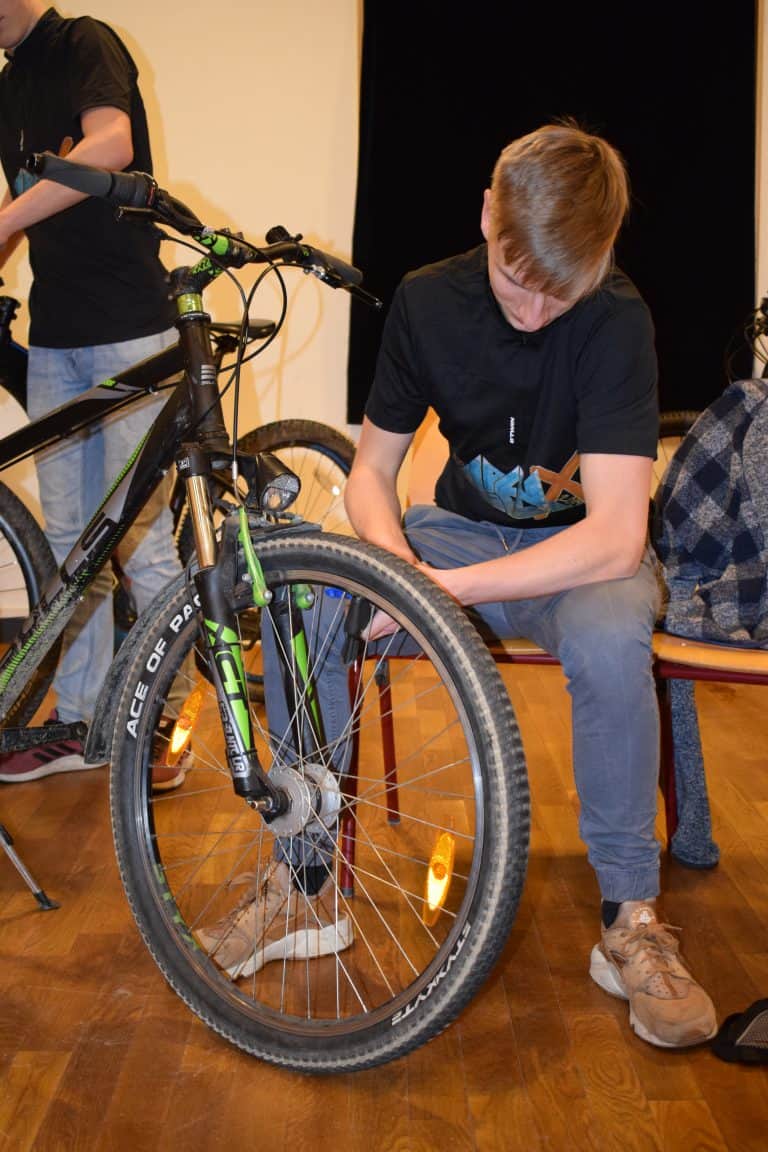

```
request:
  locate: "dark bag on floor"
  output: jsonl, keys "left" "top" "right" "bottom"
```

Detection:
{"left": 712, "top": 999, "right": 768, "bottom": 1064}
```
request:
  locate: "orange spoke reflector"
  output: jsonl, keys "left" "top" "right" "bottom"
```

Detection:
{"left": 167, "top": 684, "right": 204, "bottom": 765}
{"left": 422, "top": 831, "right": 456, "bottom": 926}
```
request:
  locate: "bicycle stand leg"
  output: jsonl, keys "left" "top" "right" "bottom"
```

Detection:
{"left": 0, "top": 822, "right": 60, "bottom": 911}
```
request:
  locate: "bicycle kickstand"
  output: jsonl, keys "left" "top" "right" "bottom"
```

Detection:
{"left": 0, "top": 821, "right": 60, "bottom": 910}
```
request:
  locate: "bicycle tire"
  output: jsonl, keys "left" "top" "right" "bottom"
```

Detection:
{"left": 110, "top": 531, "right": 529, "bottom": 1073}
{"left": 175, "top": 418, "right": 356, "bottom": 564}
{"left": 0, "top": 479, "right": 61, "bottom": 724}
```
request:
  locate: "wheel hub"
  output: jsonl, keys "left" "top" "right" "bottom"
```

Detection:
{"left": 266, "top": 762, "right": 341, "bottom": 837}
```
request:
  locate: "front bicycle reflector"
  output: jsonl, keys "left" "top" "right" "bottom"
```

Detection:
{"left": 166, "top": 684, "right": 204, "bottom": 766}
{"left": 422, "top": 831, "right": 456, "bottom": 926}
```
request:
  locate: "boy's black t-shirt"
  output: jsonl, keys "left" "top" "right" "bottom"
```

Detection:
{"left": 366, "top": 245, "right": 659, "bottom": 528}
{"left": 0, "top": 7, "right": 173, "bottom": 347}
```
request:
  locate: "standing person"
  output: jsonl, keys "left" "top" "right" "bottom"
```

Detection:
{"left": 342, "top": 121, "right": 717, "bottom": 1049}
{"left": 0, "top": 1, "right": 185, "bottom": 790}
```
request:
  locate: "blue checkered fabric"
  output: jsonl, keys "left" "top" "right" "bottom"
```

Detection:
{"left": 652, "top": 379, "right": 768, "bottom": 647}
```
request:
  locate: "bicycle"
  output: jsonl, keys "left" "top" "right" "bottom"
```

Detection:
{"left": 0, "top": 281, "right": 357, "bottom": 643}
{"left": 0, "top": 152, "right": 529, "bottom": 1074}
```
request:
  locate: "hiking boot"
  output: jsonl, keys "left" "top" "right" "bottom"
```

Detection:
{"left": 589, "top": 903, "right": 717, "bottom": 1048}
{"left": 0, "top": 710, "right": 92, "bottom": 783}
{"left": 197, "top": 860, "right": 353, "bottom": 979}
{"left": 151, "top": 716, "right": 193, "bottom": 792}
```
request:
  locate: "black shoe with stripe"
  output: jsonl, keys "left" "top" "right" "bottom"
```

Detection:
{"left": 0, "top": 710, "right": 94, "bottom": 784}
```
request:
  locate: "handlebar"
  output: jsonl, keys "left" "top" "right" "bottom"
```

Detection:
{"left": 27, "top": 150, "right": 157, "bottom": 209}
{"left": 26, "top": 151, "right": 381, "bottom": 308}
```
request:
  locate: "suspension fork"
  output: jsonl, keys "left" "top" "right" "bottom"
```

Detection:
{"left": 178, "top": 445, "right": 284, "bottom": 812}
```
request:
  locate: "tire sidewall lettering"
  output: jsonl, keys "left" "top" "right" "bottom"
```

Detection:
{"left": 390, "top": 921, "right": 472, "bottom": 1027}
{"left": 126, "top": 593, "right": 197, "bottom": 739}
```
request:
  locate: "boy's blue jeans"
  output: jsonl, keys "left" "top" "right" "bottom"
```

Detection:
{"left": 27, "top": 330, "right": 181, "bottom": 725}
{"left": 262, "top": 503, "right": 663, "bottom": 906}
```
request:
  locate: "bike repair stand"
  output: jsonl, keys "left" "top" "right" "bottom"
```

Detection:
{"left": 0, "top": 719, "right": 86, "bottom": 911}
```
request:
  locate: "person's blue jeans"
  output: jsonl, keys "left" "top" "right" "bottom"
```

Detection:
{"left": 27, "top": 330, "right": 182, "bottom": 725}
{"left": 262, "top": 503, "right": 662, "bottom": 905}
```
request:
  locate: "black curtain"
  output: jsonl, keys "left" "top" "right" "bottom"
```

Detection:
{"left": 348, "top": 4, "right": 757, "bottom": 422}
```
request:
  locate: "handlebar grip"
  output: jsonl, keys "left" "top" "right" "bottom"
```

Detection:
{"left": 26, "top": 152, "right": 155, "bottom": 208}
{"left": 321, "top": 252, "right": 363, "bottom": 287}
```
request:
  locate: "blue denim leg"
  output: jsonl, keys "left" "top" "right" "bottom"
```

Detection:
{"left": 403, "top": 504, "right": 662, "bottom": 904}
{"left": 261, "top": 569, "right": 423, "bottom": 874}
{"left": 261, "top": 583, "right": 359, "bottom": 872}
{"left": 27, "top": 331, "right": 179, "bottom": 724}
{"left": 259, "top": 503, "right": 661, "bottom": 901}
{"left": 261, "top": 585, "right": 354, "bottom": 776}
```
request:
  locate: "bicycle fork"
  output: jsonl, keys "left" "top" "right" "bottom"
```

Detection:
{"left": 178, "top": 443, "right": 330, "bottom": 823}
{"left": 176, "top": 444, "right": 279, "bottom": 813}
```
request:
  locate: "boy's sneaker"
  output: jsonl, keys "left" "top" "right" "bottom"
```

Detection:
{"left": 0, "top": 710, "right": 91, "bottom": 783}
{"left": 589, "top": 903, "right": 717, "bottom": 1048}
{"left": 197, "top": 860, "right": 353, "bottom": 979}
{"left": 151, "top": 716, "right": 192, "bottom": 792}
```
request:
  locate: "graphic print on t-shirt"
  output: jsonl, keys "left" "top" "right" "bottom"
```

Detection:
{"left": 463, "top": 451, "right": 584, "bottom": 520}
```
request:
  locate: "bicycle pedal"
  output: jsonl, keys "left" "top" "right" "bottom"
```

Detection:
{"left": 0, "top": 721, "right": 88, "bottom": 754}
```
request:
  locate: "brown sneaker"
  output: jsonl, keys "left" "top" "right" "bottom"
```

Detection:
{"left": 589, "top": 904, "right": 717, "bottom": 1048}
{"left": 151, "top": 716, "right": 193, "bottom": 792}
{"left": 197, "top": 861, "right": 353, "bottom": 979}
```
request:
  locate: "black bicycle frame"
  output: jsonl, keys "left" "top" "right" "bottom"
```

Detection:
{"left": 0, "top": 269, "right": 288, "bottom": 813}
{"left": 0, "top": 340, "right": 192, "bottom": 713}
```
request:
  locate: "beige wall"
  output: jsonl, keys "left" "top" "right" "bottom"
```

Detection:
{"left": 3, "top": 0, "right": 362, "bottom": 439}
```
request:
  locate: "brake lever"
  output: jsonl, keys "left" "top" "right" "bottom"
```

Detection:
{"left": 115, "top": 206, "right": 156, "bottom": 223}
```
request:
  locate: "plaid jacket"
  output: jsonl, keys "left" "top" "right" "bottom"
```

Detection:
{"left": 652, "top": 378, "right": 768, "bottom": 646}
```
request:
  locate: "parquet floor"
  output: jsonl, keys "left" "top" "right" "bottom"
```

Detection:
{"left": 1, "top": 665, "right": 767, "bottom": 1151}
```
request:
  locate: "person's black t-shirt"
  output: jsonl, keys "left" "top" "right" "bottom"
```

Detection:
{"left": 0, "top": 8, "right": 173, "bottom": 347}
{"left": 366, "top": 245, "right": 659, "bottom": 528}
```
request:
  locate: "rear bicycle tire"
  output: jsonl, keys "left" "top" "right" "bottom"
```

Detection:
{"left": 110, "top": 531, "right": 529, "bottom": 1073}
{"left": 0, "top": 479, "right": 61, "bottom": 724}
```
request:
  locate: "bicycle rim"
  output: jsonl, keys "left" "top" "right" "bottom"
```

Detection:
{"left": 111, "top": 533, "right": 528, "bottom": 1072}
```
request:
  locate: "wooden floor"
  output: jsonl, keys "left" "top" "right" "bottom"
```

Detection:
{"left": 1, "top": 665, "right": 767, "bottom": 1152}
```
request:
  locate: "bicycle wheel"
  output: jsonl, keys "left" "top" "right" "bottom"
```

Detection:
{"left": 0, "top": 479, "right": 61, "bottom": 724}
{"left": 110, "top": 532, "right": 529, "bottom": 1073}
{"left": 175, "top": 418, "right": 356, "bottom": 564}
